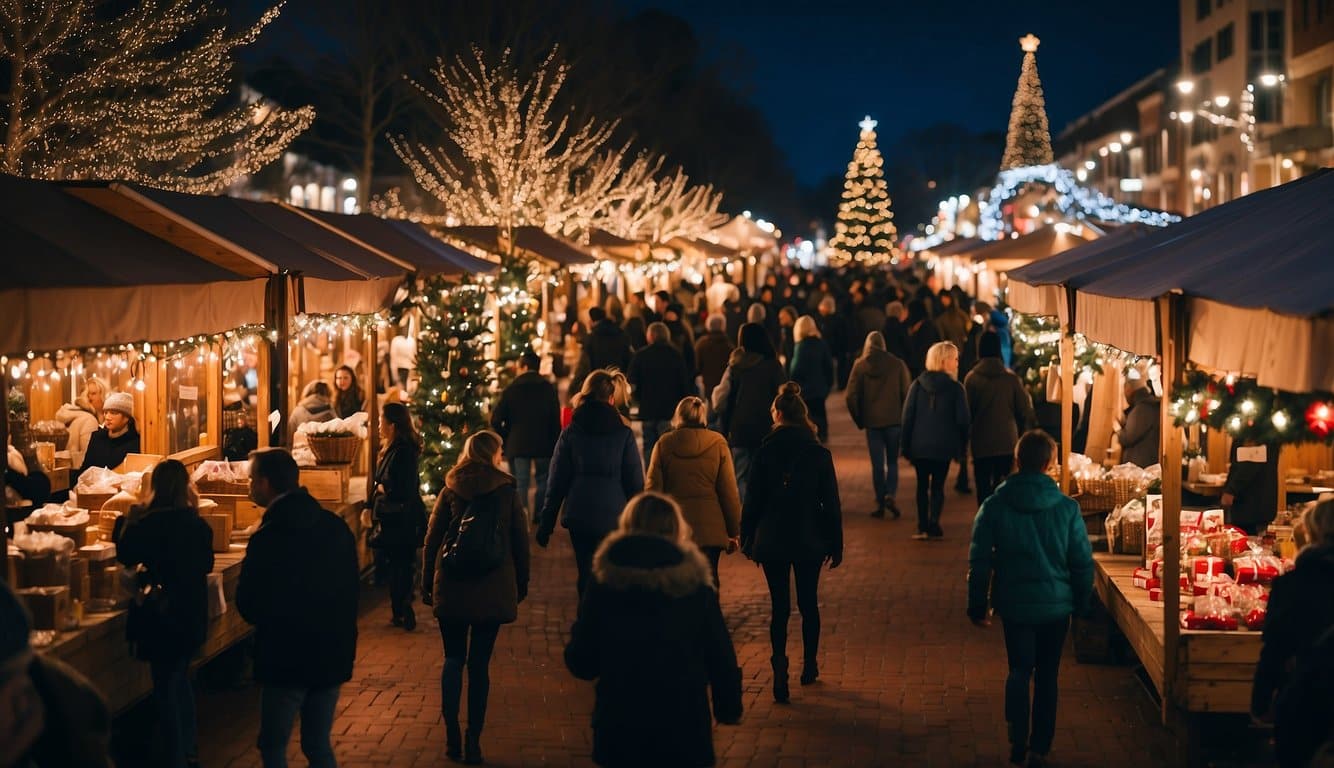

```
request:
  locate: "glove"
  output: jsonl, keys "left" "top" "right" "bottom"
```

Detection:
{"left": 535, "top": 529, "right": 551, "bottom": 548}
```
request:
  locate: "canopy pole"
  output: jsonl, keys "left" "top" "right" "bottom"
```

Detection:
{"left": 1157, "top": 292, "right": 1185, "bottom": 725}
{"left": 365, "top": 326, "right": 379, "bottom": 484}
{"left": 1059, "top": 329, "right": 1075, "bottom": 494}
{"left": 266, "top": 273, "right": 292, "bottom": 447}
{"left": 1, "top": 373, "right": 9, "bottom": 583}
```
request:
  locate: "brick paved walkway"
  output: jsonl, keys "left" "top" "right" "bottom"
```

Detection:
{"left": 187, "top": 397, "right": 1175, "bottom": 767}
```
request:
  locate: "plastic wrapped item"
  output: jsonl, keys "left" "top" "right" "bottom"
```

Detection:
{"left": 192, "top": 460, "right": 251, "bottom": 494}
{"left": 1234, "top": 554, "right": 1286, "bottom": 585}
{"left": 1183, "top": 594, "right": 1239, "bottom": 631}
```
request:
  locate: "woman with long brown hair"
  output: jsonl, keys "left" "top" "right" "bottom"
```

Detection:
{"left": 372, "top": 401, "right": 427, "bottom": 630}
{"left": 332, "top": 364, "right": 366, "bottom": 419}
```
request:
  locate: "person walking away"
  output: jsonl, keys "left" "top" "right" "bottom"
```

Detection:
{"left": 845, "top": 332, "right": 912, "bottom": 519}
{"left": 694, "top": 314, "right": 735, "bottom": 406}
{"left": 711, "top": 324, "right": 787, "bottom": 502}
{"left": 816, "top": 296, "right": 852, "bottom": 391}
{"left": 564, "top": 492, "right": 742, "bottom": 768}
{"left": 967, "top": 430, "right": 1093, "bottom": 768}
{"left": 115, "top": 459, "right": 213, "bottom": 768}
{"left": 571, "top": 307, "right": 634, "bottom": 397}
{"left": 964, "top": 333, "right": 1036, "bottom": 505}
{"left": 880, "top": 301, "right": 913, "bottom": 366}
{"left": 421, "top": 431, "right": 530, "bottom": 765}
{"left": 490, "top": 350, "right": 561, "bottom": 519}
{"left": 628, "top": 322, "right": 694, "bottom": 462}
{"left": 663, "top": 303, "right": 699, "bottom": 384}
{"left": 904, "top": 301, "right": 941, "bottom": 381}
{"left": 536, "top": 370, "right": 645, "bottom": 596}
{"left": 776, "top": 306, "right": 797, "bottom": 367}
{"left": 1117, "top": 376, "right": 1160, "bottom": 468}
{"left": 331, "top": 365, "right": 365, "bottom": 419}
{"left": 238, "top": 448, "right": 359, "bottom": 768}
{"left": 788, "top": 316, "right": 835, "bottom": 442}
{"left": 934, "top": 290, "right": 970, "bottom": 351}
{"left": 1252, "top": 499, "right": 1334, "bottom": 768}
{"left": 852, "top": 290, "right": 886, "bottom": 354}
{"left": 79, "top": 391, "right": 141, "bottom": 473}
{"left": 740, "top": 383, "right": 842, "bottom": 703}
{"left": 371, "top": 403, "right": 428, "bottom": 630}
{"left": 622, "top": 295, "right": 649, "bottom": 351}
{"left": 901, "top": 342, "right": 970, "bottom": 540}
{"left": 645, "top": 397, "right": 741, "bottom": 587}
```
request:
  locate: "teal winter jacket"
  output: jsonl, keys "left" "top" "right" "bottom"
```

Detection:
{"left": 967, "top": 471, "right": 1093, "bottom": 624}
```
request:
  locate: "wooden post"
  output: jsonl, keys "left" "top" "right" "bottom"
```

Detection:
{"left": 1157, "top": 293, "right": 1186, "bottom": 726}
{"left": 256, "top": 342, "right": 271, "bottom": 450}
{"left": 1059, "top": 329, "right": 1075, "bottom": 494}
{"left": 364, "top": 326, "right": 379, "bottom": 484}
{"left": 1, "top": 372, "right": 9, "bottom": 583}
{"left": 266, "top": 274, "right": 291, "bottom": 447}
{"left": 205, "top": 342, "right": 222, "bottom": 448}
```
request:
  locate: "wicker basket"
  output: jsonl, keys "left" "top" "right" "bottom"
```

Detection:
{"left": 196, "top": 478, "right": 251, "bottom": 496}
{"left": 307, "top": 435, "right": 361, "bottom": 465}
{"left": 1075, "top": 476, "right": 1146, "bottom": 514}
{"left": 30, "top": 421, "right": 70, "bottom": 451}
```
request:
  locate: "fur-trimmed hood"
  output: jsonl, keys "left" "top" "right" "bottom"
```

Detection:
{"left": 592, "top": 531, "right": 714, "bottom": 596}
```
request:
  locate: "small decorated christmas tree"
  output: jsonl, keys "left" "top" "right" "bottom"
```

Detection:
{"left": 828, "top": 116, "right": 898, "bottom": 265}
{"left": 495, "top": 257, "right": 537, "bottom": 389}
{"left": 1000, "top": 34, "right": 1055, "bottom": 171}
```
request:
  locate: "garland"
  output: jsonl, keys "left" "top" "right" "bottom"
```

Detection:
{"left": 1169, "top": 369, "right": 1333, "bottom": 446}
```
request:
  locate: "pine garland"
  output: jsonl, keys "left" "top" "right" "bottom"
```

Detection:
{"left": 1009, "top": 313, "right": 1103, "bottom": 400}
{"left": 1170, "top": 370, "right": 1333, "bottom": 446}
{"left": 828, "top": 117, "right": 898, "bottom": 265}
{"left": 1000, "top": 35, "right": 1054, "bottom": 171}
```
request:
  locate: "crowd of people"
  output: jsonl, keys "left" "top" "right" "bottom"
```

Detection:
{"left": 4, "top": 264, "right": 1333, "bottom": 768}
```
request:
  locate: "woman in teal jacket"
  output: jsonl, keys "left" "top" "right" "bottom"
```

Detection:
{"left": 966, "top": 430, "right": 1093, "bottom": 767}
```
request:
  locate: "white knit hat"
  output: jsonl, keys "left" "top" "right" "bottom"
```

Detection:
{"left": 102, "top": 392, "right": 134, "bottom": 418}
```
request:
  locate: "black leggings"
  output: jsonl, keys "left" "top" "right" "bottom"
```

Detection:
{"left": 438, "top": 621, "right": 501, "bottom": 735}
{"left": 761, "top": 561, "right": 823, "bottom": 664}
{"left": 913, "top": 458, "right": 950, "bottom": 535}
{"left": 384, "top": 547, "right": 416, "bottom": 619}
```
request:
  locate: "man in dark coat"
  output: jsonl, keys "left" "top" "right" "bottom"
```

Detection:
{"left": 881, "top": 301, "right": 913, "bottom": 364}
{"left": 623, "top": 294, "right": 650, "bottom": 350}
{"left": 964, "top": 332, "right": 1037, "bottom": 505}
{"left": 628, "top": 322, "right": 694, "bottom": 461}
{"left": 571, "top": 306, "right": 634, "bottom": 397}
{"left": 905, "top": 301, "right": 942, "bottom": 381}
{"left": 694, "top": 314, "right": 735, "bottom": 405}
{"left": 1117, "top": 379, "right": 1161, "bottom": 468}
{"left": 816, "top": 296, "right": 852, "bottom": 390}
{"left": 663, "top": 302, "right": 698, "bottom": 382}
{"left": 238, "top": 448, "right": 359, "bottom": 768}
{"left": 1221, "top": 440, "right": 1280, "bottom": 535}
{"left": 491, "top": 350, "right": 562, "bottom": 516}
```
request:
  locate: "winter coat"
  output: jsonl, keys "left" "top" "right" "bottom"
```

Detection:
{"left": 628, "top": 341, "right": 693, "bottom": 421}
{"left": 666, "top": 319, "right": 698, "bottom": 381}
{"left": 694, "top": 331, "right": 735, "bottom": 403}
{"left": 880, "top": 317, "right": 913, "bottom": 364}
{"left": 740, "top": 425, "right": 842, "bottom": 564}
{"left": 370, "top": 442, "right": 427, "bottom": 552}
{"left": 79, "top": 422, "right": 141, "bottom": 473}
{"left": 788, "top": 337, "right": 834, "bottom": 402}
{"left": 565, "top": 531, "right": 742, "bottom": 768}
{"left": 934, "top": 305, "right": 970, "bottom": 349}
{"left": 718, "top": 352, "right": 787, "bottom": 451}
{"left": 844, "top": 349, "right": 911, "bottom": 431}
{"left": 1252, "top": 544, "right": 1334, "bottom": 719}
{"left": 116, "top": 505, "right": 214, "bottom": 660}
{"left": 967, "top": 472, "right": 1093, "bottom": 625}
{"left": 906, "top": 321, "right": 942, "bottom": 380}
{"left": 422, "top": 462, "right": 530, "bottom": 625}
{"left": 56, "top": 400, "right": 100, "bottom": 470}
{"left": 491, "top": 371, "right": 561, "bottom": 459}
{"left": 963, "top": 358, "right": 1036, "bottom": 459}
{"left": 24, "top": 654, "right": 114, "bottom": 768}
{"left": 288, "top": 393, "right": 334, "bottom": 442}
{"left": 854, "top": 304, "right": 887, "bottom": 350}
{"left": 1119, "top": 388, "right": 1161, "bottom": 468}
{"left": 538, "top": 401, "right": 644, "bottom": 540}
{"left": 817, "top": 312, "right": 851, "bottom": 363}
{"left": 1222, "top": 442, "right": 1279, "bottom": 530}
{"left": 573, "top": 319, "right": 635, "bottom": 395}
{"left": 236, "top": 489, "right": 359, "bottom": 689}
{"left": 646, "top": 426, "right": 741, "bottom": 549}
{"left": 901, "top": 372, "right": 970, "bottom": 463}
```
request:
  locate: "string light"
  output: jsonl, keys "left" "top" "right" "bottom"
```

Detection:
{"left": 828, "top": 117, "right": 899, "bottom": 266}
{"left": 1000, "top": 34, "right": 1055, "bottom": 171}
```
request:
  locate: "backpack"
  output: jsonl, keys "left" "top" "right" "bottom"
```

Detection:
{"left": 440, "top": 489, "right": 507, "bottom": 581}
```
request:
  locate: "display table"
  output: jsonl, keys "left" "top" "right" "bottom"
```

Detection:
{"left": 1093, "top": 553, "right": 1262, "bottom": 714}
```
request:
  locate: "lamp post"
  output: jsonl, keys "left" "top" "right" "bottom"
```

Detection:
{"left": 1170, "top": 74, "right": 1287, "bottom": 206}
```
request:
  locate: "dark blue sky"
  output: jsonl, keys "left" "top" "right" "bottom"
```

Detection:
{"left": 620, "top": 0, "right": 1180, "bottom": 185}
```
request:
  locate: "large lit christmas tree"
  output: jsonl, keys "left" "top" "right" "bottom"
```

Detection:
{"left": 828, "top": 116, "right": 898, "bottom": 265}
{"left": 1000, "top": 34, "right": 1054, "bottom": 171}
{"left": 411, "top": 277, "right": 494, "bottom": 494}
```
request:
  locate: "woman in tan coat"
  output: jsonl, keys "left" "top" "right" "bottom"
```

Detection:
{"left": 646, "top": 396, "right": 742, "bottom": 587}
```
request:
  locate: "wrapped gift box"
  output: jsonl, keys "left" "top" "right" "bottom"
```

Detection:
{"left": 17, "top": 586, "right": 70, "bottom": 630}
{"left": 1192, "top": 556, "right": 1226, "bottom": 586}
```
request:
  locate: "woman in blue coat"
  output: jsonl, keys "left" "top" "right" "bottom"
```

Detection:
{"left": 901, "top": 341, "right": 970, "bottom": 540}
{"left": 536, "top": 369, "right": 644, "bottom": 596}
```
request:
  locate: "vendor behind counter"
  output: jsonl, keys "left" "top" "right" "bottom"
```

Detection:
{"left": 1223, "top": 440, "right": 1279, "bottom": 535}
{"left": 79, "top": 392, "right": 140, "bottom": 474}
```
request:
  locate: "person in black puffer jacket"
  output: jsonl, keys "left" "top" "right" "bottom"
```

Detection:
{"left": 712, "top": 323, "right": 787, "bottom": 502}
{"left": 115, "top": 459, "right": 213, "bottom": 768}
{"left": 371, "top": 402, "right": 427, "bottom": 631}
{"left": 741, "top": 382, "right": 842, "bottom": 704}
{"left": 565, "top": 492, "right": 742, "bottom": 768}
{"left": 901, "top": 341, "right": 970, "bottom": 540}
{"left": 537, "top": 370, "right": 645, "bottom": 597}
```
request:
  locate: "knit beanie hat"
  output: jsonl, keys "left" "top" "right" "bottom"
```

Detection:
{"left": 0, "top": 580, "right": 33, "bottom": 663}
{"left": 102, "top": 391, "right": 134, "bottom": 418}
{"left": 980, "top": 332, "right": 1003, "bottom": 360}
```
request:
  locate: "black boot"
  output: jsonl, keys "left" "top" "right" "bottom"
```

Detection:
{"left": 800, "top": 657, "right": 819, "bottom": 685}
{"left": 463, "top": 730, "right": 484, "bottom": 765}
{"left": 771, "top": 656, "right": 790, "bottom": 704}
{"left": 445, "top": 721, "right": 462, "bottom": 762}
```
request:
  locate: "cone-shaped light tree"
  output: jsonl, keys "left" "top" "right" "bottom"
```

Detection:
{"left": 1000, "top": 34, "right": 1054, "bottom": 171}
{"left": 828, "top": 116, "right": 898, "bottom": 265}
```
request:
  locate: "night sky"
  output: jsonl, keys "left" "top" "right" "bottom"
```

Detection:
{"left": 620, "top": 0, "right": 1180, "bottom": 185}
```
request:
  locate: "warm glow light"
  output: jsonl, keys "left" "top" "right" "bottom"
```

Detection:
{"left": 1190, "top": 168, "right": 1203, "bottom": 181}
{"left": 1281, "top": 158, "right": 1295, "bottom": 169}
{"left": 1109, "top": 142, "right": 1123, "bottom": 153}
{"left": 1258, "top": 73, "right": 1281, "bottom": 87}
{"left": 1119, "top": 131, "right": 1133, "bottom": 144}
{"left": 1179, "top": 111, "right": 1195, "bottom": 124}
{"left": 1176, "top": 79, "right": 1195, "bottom": 94}
{"left": 1214, "top": 95, "right": 1230, "bottom": 108}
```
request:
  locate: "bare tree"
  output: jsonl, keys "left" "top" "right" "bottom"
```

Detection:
{"left": 599, "top": 161, "right": 726, "bottom": 243}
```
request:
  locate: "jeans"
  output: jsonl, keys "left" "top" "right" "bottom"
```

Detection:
{"left": 384, "top": 547, "right": 416, "bottom": 621}
{"left": 913, "top": 458, "right": 950, "bottom": 535}
{"left": 640, "top": 419, "right": 672, "bottom": 464}
{"left": 731, "top": 447, "right": 754, "bottom": 504}
{"left": 258, "top": 685, "right": 341, "bottom": 768}
{"left": 761, "top": 561, "right": 823, "bottom": 664}
{"left": 804, "top": 397, "right": 828, "bottom": 442}
{"left": 509, "top": 456, "right": 550, "bottom": 516}
{"left": 438, "top": 621, "right": 501, "bottom": 735}
{"left": 866, "top": 426, "right": 902, "bottom": 504}
{"left": 1002, "top": 617, "right": 1070, "bottom": 756}
{"left": 150, "top": 655, "right": 197, "bottom": 768}
{"left": 568, "top": 526, "right": 606, "bottom": 598}
{"left": 975, "top": 454, "right": 1014, "bottom": 505}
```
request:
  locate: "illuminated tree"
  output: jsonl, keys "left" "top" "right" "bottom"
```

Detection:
{"left": 1000, "top": 34, "right": 1054, "bottom": 171}
{"left": 601, "top": 158, "right": 727, "bottom": 243}
{"left": 828, "top": 116, "right": 898, "bottom": 265}
{"left": 0, "top": 0, "right": 313, "bottom": 192}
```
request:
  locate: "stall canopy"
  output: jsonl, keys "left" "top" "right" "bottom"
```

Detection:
{"left": 585, "top": 228, "right": 649, "bottom": 261}
{"left": 666, "top": 236, "right": 738, "bottom": 260}
{"left": 1010, "top": 169, "right": 1334, "bottom": 392}
{"left": 710, "top": 215, "right": 777, "bottom": 252}
{"left": 924, "top": 236, "right": 987, "bottom": 257}
{"left": 1007, "top": 224, "right": 1151, "bottom": 317}
{"left": 291, "top": 208, "right": 497, "bottom": 277}
{"left": 0, "top": 174, "right": 268, "bottom": 353}
{"left": 441, "top": 225, "right": 594, "bottom": 266}
{"left": 967, "top": 225, "right": 1099, "bottom": 273}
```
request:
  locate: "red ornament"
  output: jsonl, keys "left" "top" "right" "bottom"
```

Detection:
{"left": 1307, "top": 401, "right": 1332, "bottom": 438}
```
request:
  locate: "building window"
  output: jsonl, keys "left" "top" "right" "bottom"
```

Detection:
{"left": 1197, "top": 0, "right": 1212, "bottom": 20}
{"left": 1217, "top": 24, "right": 1234, "bottom": 61}
{"left": 1247, "top": 10, "right": 1285, "bottom": 123}
{"left": 1191, "top": 40, "right": 1214, "bottom": 74}
{"left": 1316, "top": 75, "right": 1332, "bottom": 128}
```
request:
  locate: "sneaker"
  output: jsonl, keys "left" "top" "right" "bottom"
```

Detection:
{"left": 911, "top": 532, "right": 929, "bottom": 541}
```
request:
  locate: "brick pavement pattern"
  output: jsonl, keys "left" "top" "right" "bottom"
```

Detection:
{"left": 195, "top": 396, "right": 1172, "bottom": 767}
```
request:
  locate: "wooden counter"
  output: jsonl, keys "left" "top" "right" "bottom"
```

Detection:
{"left": 1093, "top": 553, "right": 1262, "bottom": 714}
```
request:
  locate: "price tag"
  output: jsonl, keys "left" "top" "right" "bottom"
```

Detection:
{"left": 1236, "top": 445, "right": 1267, "bottom": 463}
{"left": 178, "top": 385, "right": 198, "bottom": 401}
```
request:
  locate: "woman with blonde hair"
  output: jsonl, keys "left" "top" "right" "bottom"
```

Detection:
{"left": 900, "top": 341, "right": 970, "bottom": 540}
{"left": 422, "top": 429, "right": 530, "bottom": 764}
{"left": 788, "top": 315, "right": 835, "bottom": 442}
{"left": 646, "top": 396, "right": 742, "bottom": 588}
{"left": 56, "top": 375, "right": 110, "bottom": 468}
{"left": 537, "top": 369, "right": 644, "bottom": 596}
{"left": 565, "top": 492, "right": 742, "bottom": 768}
